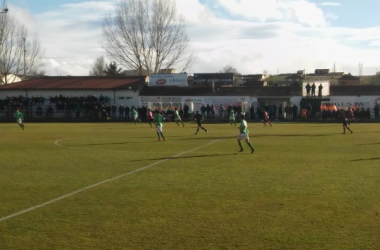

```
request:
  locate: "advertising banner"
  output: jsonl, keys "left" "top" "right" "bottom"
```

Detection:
{"left": 149, "top": 73, "right": 188, "bottom": 86}
{"left": 193, "top": 73, "right": 233, "bottom": 85}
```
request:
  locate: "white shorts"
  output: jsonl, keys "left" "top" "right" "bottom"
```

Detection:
{"left": 133, "top": 115, "right": 138, "bottom": 120}
{"left": 17, "top": 118, "right": 22, "bottom": 124}
{"left": 175, "top": 117, "right": 182, "bottom": 122}
{"left": 238, "top": 133, "right": 249, "bottom": 140}
{"left": 156, "top": 124, "right": 163, "bottom": 133}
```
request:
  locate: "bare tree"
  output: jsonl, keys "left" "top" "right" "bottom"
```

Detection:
{"left": 89, "top": 56, "right": 107, "bottom": 76}
{"left": 219, "top": 65, "right": 239, "bottom": 74}
{"left": 102, "top": 0, "right": 195, "bottom": 75}
{"left": 0, "top": 14, "right": 44, "bottom": 84}
{"left": 219, "top": 65, "right": 241, "bottom": 86}
{"left": 104, "top": 61, "right": 123, "bottom": 76}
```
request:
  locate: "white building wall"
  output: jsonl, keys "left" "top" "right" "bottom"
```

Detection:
{"left": 0, "top": 90, "right": 25, "bottom": 98}
{"left": 327, "top": 95, "right": 380, "bottom": 118}
{"left": 114, "top": 90, "right": 141, "bottom": 108}
{"left": 302, "top": 80, "right": 330, "bottom": 96}
{"left": 290, "top": 96, "right": 303, "bottom": 106}
{"left": 138, "top": 95, "right": 257, "bottom": 114}
{"left": 329, "top": 95, "right": 380, "bottom": 104}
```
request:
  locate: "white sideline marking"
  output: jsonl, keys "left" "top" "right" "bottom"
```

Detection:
{"left": 54, "top": 138, "right": 70, "bottom": 147}
{"left": 0, "top": 138, "right": 224, "bottom": 223}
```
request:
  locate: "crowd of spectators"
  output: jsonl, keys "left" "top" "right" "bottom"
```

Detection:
{"left": 0, "top": 94, "right": 190, "bottom": 122}
{"left": 0, "top": 94, "right": 118, "bottom": 120}
{"left": 321, "top": 105, "right": 371, "bottom": 121}
{"left": 0, "top": 94, "right": 379, "bottom": 122}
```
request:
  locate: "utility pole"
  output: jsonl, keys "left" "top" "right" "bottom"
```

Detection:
{"left": 1, "top": 0, "right": 7, "bottom": 13}
{"left": 23, "top": 37, "right": 26, "bottom": 79}
{"left": 0, "top": 1, "right": 8, "bottom": 85}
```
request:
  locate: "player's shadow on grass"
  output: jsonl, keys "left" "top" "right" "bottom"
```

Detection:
{"left": 255, "top": 133, "right": 331, "bottom": 138}
{"left": 357, "top": 130, "right": 380, "bottom": 134}
{"left": 179, "top": 136, "right": 234, "bottom": 140}
{"left": 350, "top": 157, "right": 380, "bottom": 162}
{"left": 356, "top": 142, "right": 380, "bottom": 146}
{"left": 127, "top": 153, "right": 236, "bottom": 162}
{"left": 68, "top": 141, "right": 135, "bottom": 146}
{"left": 134, "top": 136, "right": 160, "bottom": 139}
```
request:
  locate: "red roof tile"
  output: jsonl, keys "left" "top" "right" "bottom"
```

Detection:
{"left": 0, "top": 76, "right": 147, "bottom": 90}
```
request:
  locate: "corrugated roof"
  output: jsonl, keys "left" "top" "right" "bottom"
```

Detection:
{"left": 4, "top": 76, "right": 377, "bottom": 96}
{"left": 330, "top": 85, "right": 380, "bottom": 96}
{"left": 0, "top": 76, "right": 147, "bottom": 90}
{"left": 140, "top": 86, "right": 302, "bottom": 96}
{"left": 339, "top": 74, "right": 360, "bottom": 80}
{"left": 285, "top": 74, "right": 304, "bottom": 80}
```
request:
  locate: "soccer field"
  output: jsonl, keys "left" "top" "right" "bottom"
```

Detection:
{"left": 1, "top": 121, "right": 379, "bottom": 249}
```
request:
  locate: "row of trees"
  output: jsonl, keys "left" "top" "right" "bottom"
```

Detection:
{"left": 89, "top": 58, "right": 242, "bottom": 77}
{"left": 1, "top": 0, "right": 256, "bottom": 81}
{"left": 0, "top": 8, "right": 44, "bottom": 84}
{"left": 1, "top": 0, "right": 196, "bottom": 82}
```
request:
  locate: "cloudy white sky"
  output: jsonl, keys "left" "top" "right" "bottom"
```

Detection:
{"left": 6, "top": 0, "right": 380, "bottom": 76}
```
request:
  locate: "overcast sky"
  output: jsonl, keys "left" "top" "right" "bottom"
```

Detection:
{"left": 5, "top": 0, "right": 380, "bottom": 76}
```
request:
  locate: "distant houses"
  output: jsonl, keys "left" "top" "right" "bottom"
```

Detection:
{"left": 314, "top": 69, "right": 330, "bottom": 75}
{"left": 338, "top": 73, "right": 360, "bottom": 86}
{"left": 284, "top": 74, "right": 304, "bottom": 83}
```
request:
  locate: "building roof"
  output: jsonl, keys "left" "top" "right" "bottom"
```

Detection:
{"left": 339, "top": 74, "right": 360, "bottom": 80}
{"left": 139, "top": 85, "right": 301, "bottom": 97}
{"left": 330, "top": 85, "right": 380, "bottom": 95}
{"left": 2, "top": 76, "right": 378, "bottom": 96}
{"left": 285, "top": 74, "right": 304, "bottom": 80}
{"left": 0, "top": 76, "right": 147, "bottom": 90}
{"left": 242, "top": 74, "right": 264, "bottom": 78}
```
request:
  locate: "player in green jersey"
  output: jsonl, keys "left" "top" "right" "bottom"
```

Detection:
{"left": 173, "top": 108, "right": 184, "bottom": 127}
{"left": 229, "top": 109, "right": 236, "bottom": 126}
{"left": 131, "top": 108, "right": 141, "bottom": 124}
{"left": 154, "top": 110, "right": 166, "bottom": 141}
{"left": 14, "top": 108, "right": 25, "bottom": 130}
{"left": 237, "top": 112, "right": 254, "bottom": 154}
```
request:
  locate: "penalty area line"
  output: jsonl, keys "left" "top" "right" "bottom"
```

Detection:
{"left": 0, "top": 138, "right": 225, "bottom": 223}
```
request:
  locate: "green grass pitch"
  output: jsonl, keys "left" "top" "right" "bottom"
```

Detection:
{"left": 0, "top": 121, "right": 379, "bottom": 249}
